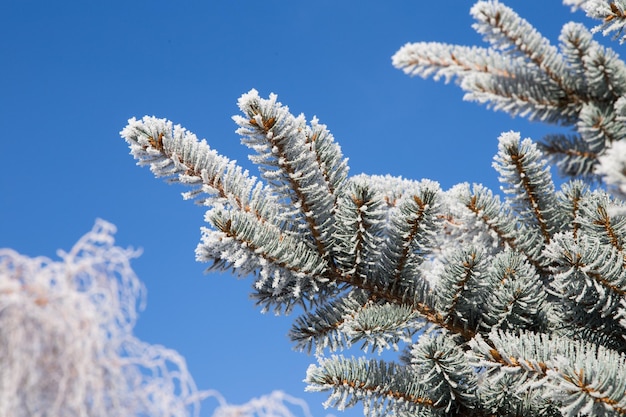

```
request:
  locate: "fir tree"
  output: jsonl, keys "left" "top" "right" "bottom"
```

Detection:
{"left": 121, "top": 1, "right": 626, "bottom": 416}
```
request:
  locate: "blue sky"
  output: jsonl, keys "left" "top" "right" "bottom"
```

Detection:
{"left": 0, "top": 1, "right": 595, "bottom": 416}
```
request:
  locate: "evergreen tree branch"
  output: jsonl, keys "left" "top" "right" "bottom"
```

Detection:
{"left": 583, "top": 0, "right": 626, "bottom": 44}
{"left": 470, "top": 1, "right": 571, "bottom": 96}
{"left": 381, "top": 181, "right": 441, "bottom": 295}
{"left": 578, "top": 102, "right": 626, "bottom": 152}
{"left": 199, "top": 210, "right": 333, "bottom": 313}
{"left": 494, "top": 132, "right": 562, "bottom": 244}
{"left": 392, "top": 194, "right": 431, "bottom": 280}
{"left": 291, "top": 290, "right": 427, "bottom": 355}
{"left": 559, "top": 22, "right": 594, "bottom": 95}
{"left": 395, "top": 1, "right": 626, "bottom": 178}
{"left": 120, "top": 116, "right": 282, "bottom": 225}
{"left": 462, "top": 72, "right": 580, "bottom": 123}
{"left": 570, "top": 190, "right": 626, "bottom": 263}
{"left": 479, "top": 251, "right": 549, "bottom": 333}
{"left": 434, "top": 246, "right": 490, "bottom": 333}
{"left": 409, "top": 334, "right": 478, "bottom": 413}
{"left": 392, "top": 43, "right": 517, "bottom": 83}
{"left": 290, "top": 290, "right": 370, "bottom": 354}
{"left": 556, "top": 180, "right": 590, "bottom": 239}
{"left": 116, "top": 3, "right": 626, "bottom": 416}
{"left": 333, "top": 179, "right": 387, "bottom": 282}
{"left": 326, "top": 175, "right": 473, "bottom": 341}
{"left": 306, "top": 117, "right": 349, "bottom": 197}
{"left": 332, "top": 270, "right": 476, "bottom": 342}
{"left": 306, "top": 356, "right": 443, "bottom": 417}
{"left": 343, "top": 301, "right": 426, "bottom": 354}
{"left": 393, "top": 42, "right": 578, "bottom": 124}
{"left": 539, "top": 134, "right": 599, "bottom": 177}
{"left": 234, "top": 90, "right": 347, "bottom": 262}
{"left": 545, "top": 231, "right": 626, "bottom": 350}
{"left": 546, "top": 232, "right": 626, "bottom": 299}
{"left": 584, "top": 200, "right": 626, "bottom": 251}
{"left": 472, "top": 330, "right": 626, "bottom": 417}
{"left": 581, "top": 41, "right": 626, "bottom": 101}
{"left": 454, "top": 183, "right": 547, "bottom": 272}
{"left": 206, "top": 210, "right": 327, "bottom": 278}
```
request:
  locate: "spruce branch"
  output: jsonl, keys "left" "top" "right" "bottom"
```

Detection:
{"left": 434, "top": 245, "right": 490, "bottom": 333}
{"left": 578, "top": 193, "right": 626, "bottom": 251}
{"left": 470, "top": 1, "right": 568, "bottom": 92}
{"left": 120, "top": 10, "right": 626, "bottom": 409}
{"left": 559, "top": 22, "right": 594, "bottom": 94}
{"left": 393, "top": 43, "right": 577, "bottom": 123}
{"left": 199, "top": 210, "right": 335, "bottom": 314}
{"left": 380, "top": 180, "right": 442, "bottom": 296}
{"left": 539, "top": 134, "right": 599, "bottom": 177}
{"left": 121, "top": 115, "right": 340, "bottom": 312}
{"left": 290, "top": 290, "right": 428, "bottom": 355}
{"left": 233, "top": 89, "right": 347, "bottom": 261}
{"left": 470, "top": 330, "right": 626, "bottom": 417}
{"left": 392, "top": 42, "right": 517, "bottom": 83}
{"left": 545, "top": 231, "right": 626, "bottom": 350}
{"left": 479, "top": 251, "right": 549, "bottom": 333}
{"left": 330, "top": 266, "right": 475, "bottom": 342}
{"left": 583, "top": 0, "right": 626, "bottom": 44}
{"left": 120, "top": 116, "right": 280, "bottom": 224}
{"left": 342, "top": 302, "right": 426, "bottom": 354}
{"left": 580, "top": 42, "right": 626, "bottom": 101}
{"left": 409, "top": 334, "right": 478, "bottom": 413}
{"left": 461, "top": 71, "right": 579, "bottom": 123}
{"left": 556, "top": 180, "right": 590, "bottom": 239}
{"left": 546, "top": 231, "right": 626, "bottom": 300}
{"left": 290, "top": 290, "right": 371, "bottom": 354}
{"left": 452, "top": 182, "right": 546, "bottom": 271}
{"left": 577, "top": 102, "right": 626, "bottom": 161}
{"left": 306, "top": 117, "right": 349, "bottom": 197}
{"left": 325, "top": 175, "right": 472, "bottom": 340}
{"left": 493, "top": 132, "right": 562, "bottom": 244}
{"left": 305, "top": 356, "right": 442, "bottom": 417}
{"left": 333, "top": 178, "right": 387, "bottom": 282}
{"left": 395, "top": 0, "right": 626, "bottom": 178}
{"left": 205, "top": 209, "right": 327, "bottom": 278}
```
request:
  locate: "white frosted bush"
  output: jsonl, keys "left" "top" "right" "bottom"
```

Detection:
{"left": 208, "top": 390, "right": 315, "bottom": 417}
{"left": 0, "top": 219, "right": 205, "bottom": 417}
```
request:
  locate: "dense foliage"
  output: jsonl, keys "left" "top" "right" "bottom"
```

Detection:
{"left": 120, "top": 1, "right": 626, "bottom": 416}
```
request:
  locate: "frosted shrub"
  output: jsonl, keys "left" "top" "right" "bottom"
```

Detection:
{"left": 0, "top": 219, "right": 205, "bottom": 417}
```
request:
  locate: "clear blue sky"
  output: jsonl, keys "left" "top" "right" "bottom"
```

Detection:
{"left": 0, "top": 2, "right": 593, "bottom": 416}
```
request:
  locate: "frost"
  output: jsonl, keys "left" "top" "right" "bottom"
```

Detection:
{"left": 497, "top": 131, "right": 521, "bottom": 149}
{"left": 237, "top": 88, "right": 260, "bottom": 107}
{"left": 205, "top": 390, "right": 317, "bottom": 417}
{"left": 0, "top": 219, "right": 207, "bottom": 417}
{"left": 597, "top": 140, "right": 626, "bottom": 201}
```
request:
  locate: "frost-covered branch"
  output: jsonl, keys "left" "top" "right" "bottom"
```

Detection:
{"left": 470, "top": 330, "right": 626, "bottom": 416}
{"left": 581, "top": 0, "right": 626, "bottom": 44}
{"left": 118, "top": 3, "right": 626, "bottom": 415}
{"left": 0, "top": 220, "right": 207, "bottom": 417}
{"left": 208, "top": 390, "right": 317, "bottom": 417}
{"left": 394, "top": 0, "right": 626, "bottom": 178}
